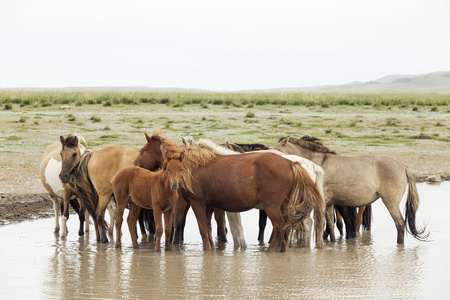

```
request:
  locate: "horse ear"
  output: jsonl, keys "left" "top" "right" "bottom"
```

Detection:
{"left": 162, "top": 160, "right": 169, "bottom": 170}
{"left": 181, "top": 137, "right": 187, "bottom": 146}
{"left": 179, "top": 150, "right": 185, "bottom": 161}
{"left": 280, "top": 137, "right": 289, "bottom": 146}
{"left": 145, "top": 133, "right": 151, "bottom": 143}
{"left": 60, "top": 136, "right": 66, "bottom": 146}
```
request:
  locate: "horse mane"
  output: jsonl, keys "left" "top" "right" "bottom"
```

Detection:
{"left": 63, "top": 133, "right": 87, "bottom": 152}
{"left": 179, "top": 145, "right": 217, "bottom": 194}
{"left": 235, "top": 143, "right": 269, "bottom": 151}
{"left": 149, "top": 130, "right": 182, "bottom": 157}
{"left": 196, "top": 139, "right": 238, "bottom": 155}
{"left": 279, "top": 136, "right": 337, "bottom": 154}
{"left": 66, "top": 152, "right": 99, "bottom": 222}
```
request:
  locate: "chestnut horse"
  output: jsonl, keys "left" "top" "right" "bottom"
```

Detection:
{"left": 275, "top": 136, "right": 428, "bottom": 244}
{"left": 112, "top": 151, "right": 184, "bottom": 251}
{"left": 59, "top": 135, "right": 143, "bottom": 243}
{"left": 40, "top": 140, "right": 89, "bottom": 236}
{"left": 134, "top": 132, "right": 325, "bottom": 252}
{"left": 183, "top": 136, "right": 327, "bottom": 247}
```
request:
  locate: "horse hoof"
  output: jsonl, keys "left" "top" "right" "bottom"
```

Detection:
{"left": 133, "top": 244, "right": 140, "bottom": 249}
{"left": 78, "top": 231, "right": 85, "bottom": 236}
{"left": 115, "top": 243, "right": 121, "bottom": 249}
{"left": 101, "top": 237, "right": 109, "bottom": 244}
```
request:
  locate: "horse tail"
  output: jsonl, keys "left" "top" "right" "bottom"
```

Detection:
{"left": 362, "top": 204, "right": 372, "bottom": 230}
{"left": 404, "top": 169, "right": 428, "bottom": 241}
{"left": 67, "top": 152, "right": 102, "bottom": 227}
{"left": 282, "top": 162, "right": 325, "bottom": 248}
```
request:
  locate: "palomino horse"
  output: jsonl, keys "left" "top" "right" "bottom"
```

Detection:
{"left": 183, "top": 136, "right": 326, "bottom": 247}
{"left": 40, "top": 140, "right": 89, "bottom": 236}
{"left": 134, "top": 132, "right": 325, "bottom": 252}
{"left": 59, "top": 135, "right": 143, "bottom": 243}
{"left": 112, "top": 151, "right": 184, "bottom": 251}
{"left": 275, "top": 136, "right": 428, "bottom": 244}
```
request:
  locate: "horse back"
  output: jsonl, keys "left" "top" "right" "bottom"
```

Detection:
{"left": 186, "top": 152, "right": 294, "bottom": 211}
{"left": 88, "top": 145, "right": 140, "bottom": 195}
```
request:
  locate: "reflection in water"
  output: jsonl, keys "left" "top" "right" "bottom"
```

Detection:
{"left": 0, "top": 183, "right": 449, "bottom": 299}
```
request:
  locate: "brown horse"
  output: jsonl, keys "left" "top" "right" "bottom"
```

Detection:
{"left": 275, "top": 136, "right": 428, "bottom": 244}
{"left": 112, "top": 151, "right": 184, "bottom": 251}
{"left": 134, "top": 132, "right": 325, "bottom": 252}
{"left": 40, "top": 140, "right": 88, "bottom": 236}
{"left": 59, "top": 135, "right": 144, "bottom": 243}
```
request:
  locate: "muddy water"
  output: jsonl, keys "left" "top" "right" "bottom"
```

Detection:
{"left": 0, "top": 182, "right": 449, "bottom": 299}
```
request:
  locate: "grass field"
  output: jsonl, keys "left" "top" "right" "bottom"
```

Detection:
{"left": 0, "top": 91, "right": 449, "bottom": 190}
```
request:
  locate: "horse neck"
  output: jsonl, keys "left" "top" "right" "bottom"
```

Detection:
{"left": 279, "top": 142, "right": 325, "bottom": 165}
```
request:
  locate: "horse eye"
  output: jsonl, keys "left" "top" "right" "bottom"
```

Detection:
{"left": 72, "top": 153, "right": 77, "bottom": 157}
{"left": 139, "top": 150, "right": 143, "bottom": 155}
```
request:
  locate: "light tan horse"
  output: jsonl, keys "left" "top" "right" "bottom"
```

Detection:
{"left": 275, "top": 136, "right": 428, "bottom": 244}
{"left": 39, "top": 140, "right": 89, "bottom": 236}
{"left": 59, "top": 135, "right": 143, "bottom": 243}
{"left": 112, "top": 151, "right": 184, "bottom": 251}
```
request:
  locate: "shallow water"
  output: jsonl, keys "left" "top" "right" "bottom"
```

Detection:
{"left": 0, "top": 182, "right": 449, "bottom": 299}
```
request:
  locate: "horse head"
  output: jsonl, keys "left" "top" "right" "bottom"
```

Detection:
{"left": 163, "top": 150, "right": 184, "bottom": 191}
{"left": 134, "top": 131, "right": 181, "bottom": 171}
{"left": 59, "top": 135, "right": 83, "bottom": 183}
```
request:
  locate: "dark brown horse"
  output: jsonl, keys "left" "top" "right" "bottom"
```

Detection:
{"left": 134, "top": 132, "right": 326, "bottom": 252}
{"left": 112, "top": 151, "right": 184, "bottom": 251}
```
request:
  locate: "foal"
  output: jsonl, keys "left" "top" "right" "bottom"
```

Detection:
{"left": 112, "top": 151, "right": 184, "bottom": 251}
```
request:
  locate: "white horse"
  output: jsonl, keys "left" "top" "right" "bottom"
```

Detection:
{"left": 182, "top": 136, "right": 326, "bottom": 248}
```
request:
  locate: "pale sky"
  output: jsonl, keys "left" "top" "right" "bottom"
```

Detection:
{"left": 1, "top": 0, "right": 449, "bottom": 91}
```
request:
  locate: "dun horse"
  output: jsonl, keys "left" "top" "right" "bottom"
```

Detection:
{"left": 59, "top": 135, "right": 143, "bottom": 243}
{"left": 112, "top": 151, "right": 184, "bottom": 251}
{"left": 135, "top": 132, "right": 325, "bottom": 252}
{"left": 275, "top": 136, "right": 428, "bottom": 244}
{"left": 40, "top": 139, "right": 89, "bottom": 236}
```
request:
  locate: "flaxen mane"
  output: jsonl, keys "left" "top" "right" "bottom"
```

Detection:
{"left": 180, "top": 146, "right": 217, "bottom": 193}
{"left": 279, "top": 136, "right": 337, "bottom": 155}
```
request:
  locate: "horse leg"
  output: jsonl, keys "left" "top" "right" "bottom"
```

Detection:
{"left": 106, "top": 200, "right": 116, "bottom": 236}
{"left": 61, "top": 188, "right": 72, "bottom": 237}
{"left": 303, "top": 216, "right": 313, "bottom": 247}
{"left": 226, "top": 212, "right": 247, "bottom": 248}
{"left": 335, "top": 208, "right": 343, "bottom": 236}
{"left": 69, "top": 199, "right": 86, "bottom": 236}
{"left": 356, "top": 206, "right": 366, "bottom": 232}
{"left": 137, "top": 208, "right": 147, "bottom": 237}
{"left": 382, "top": 199, "right": 405, "bottom": 244}
{"left": 206, "top": 208, "right": 214, "bottom": 247}
{"left": 335, "top": 206, "right": 357, "bottom": 239}
{"left": 127, "top": 203, "right": 141, "bottom": 249}
{"left": 96, "top": 195, "right": 113, "bottom": 243}
{"left": 50, "top": 195, "right": 60, "bottom": 233}
{"left": 258, "top": 210, "right": 267, "bottom": 242}
{"left": 172, "top": 197, "right": 189, "bottom": 244}
{"left": 114, "top": 198, "right": 126, "bottom": 248}
{"left": 324, "top": 205, "right": 336, "bottom": 242}
{"left": 84, "top": 208, "right": 90, "bottom": 233}
{"left": 190, "top": 202, "right": 213, "bottom": 250}
{"left": 164, "top": 208, "right": 175, "bottom": 251}
{"left": 264, "top": 209, "right": 285, "bottom": 252}
{"left": 213, "top": 208, "right": 227, "bottom": 242}
{"left": 153, "top": 207, "right": 164, "bottom": 252}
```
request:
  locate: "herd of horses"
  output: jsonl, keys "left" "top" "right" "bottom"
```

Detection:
{"left": 40, "top": 131, "right": 428, "bottom": 252}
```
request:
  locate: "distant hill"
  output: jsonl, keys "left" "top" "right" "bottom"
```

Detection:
{"left": 250, "top": 71, "right": 450, "bottom": 93}
{"left": 2, "top": 71, "right": 449, "bottom": 93}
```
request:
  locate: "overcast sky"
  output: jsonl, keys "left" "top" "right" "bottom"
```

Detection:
{"left": 1, "top": 0, "right": 449, "bottom": 91}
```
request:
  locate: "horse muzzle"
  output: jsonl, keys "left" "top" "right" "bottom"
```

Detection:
{"left": 59, "top": 173, "right": 70, "bottom": 184}
{"left": 170, "top": 181, "right": 179, "bottom": 191}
